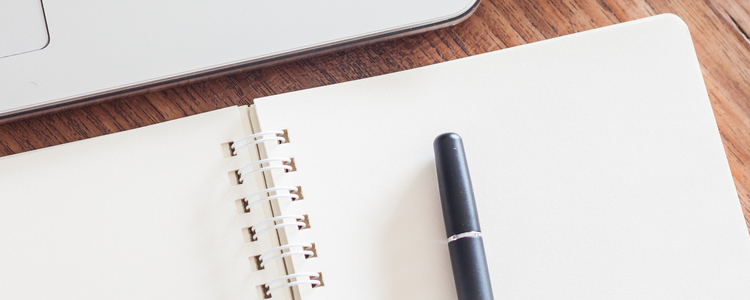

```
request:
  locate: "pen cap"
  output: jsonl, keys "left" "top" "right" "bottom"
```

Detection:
{"left": 434, "top": 133, "right": 481, "bottom": 237}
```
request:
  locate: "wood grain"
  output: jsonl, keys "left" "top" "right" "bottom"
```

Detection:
{"left": 1, "top": 0, "right": 749, "bottom": 229}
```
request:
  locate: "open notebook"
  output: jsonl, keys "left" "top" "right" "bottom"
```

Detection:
{"left": 2, "top": 14, "right": 750, "bottom": 299}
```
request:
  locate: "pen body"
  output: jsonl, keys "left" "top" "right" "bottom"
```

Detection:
{"left": 434, "top": 133, "right": 481, "bottom": 237}
{"left": 434, "top": 133, "right": 494, "bottom": 300}
{"left": 449, "top": 237, "right": 494, "bottom": 300}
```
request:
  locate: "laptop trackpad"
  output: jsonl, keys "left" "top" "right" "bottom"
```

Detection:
{"left": 0, "top": 0, "right": 49, "bottom": 58}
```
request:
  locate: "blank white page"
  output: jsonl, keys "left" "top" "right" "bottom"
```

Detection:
{"left": 0, "top": 107, "right": 280, "bottom": 299}
{"left": 251, "top": 15, "right": 750, "bottom": 299}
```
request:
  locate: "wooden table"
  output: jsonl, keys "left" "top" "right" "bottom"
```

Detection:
{"left": 1, "top": 0, "right": 748, "bottom": 229}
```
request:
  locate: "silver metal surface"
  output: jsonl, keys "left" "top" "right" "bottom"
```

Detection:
{"left": 447, "top": 231, "right": 482, "bottom": 243}
{"left": 0, "top": 0, "right": 481, "bottom": 122}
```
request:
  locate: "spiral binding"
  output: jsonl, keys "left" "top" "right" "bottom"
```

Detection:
{"left": 259, "top": 243, "right": 314, "bottom": 268}
{"left": 229, "top": 130, "right": 321, "bottom": 298}
{"left": 264, "top": 273, "right": 321, "bottom": 297}
{"left": 237, "top": 158, "right": 293, "bottom": 183}
{"left": 231, "top": 130, "right": 286, "bottom": 155}
{"left": 251, "top": 215, "right": 306, "bottom": 240}
{"left": 243, "top": 186, "right": 299, "bottom": 211}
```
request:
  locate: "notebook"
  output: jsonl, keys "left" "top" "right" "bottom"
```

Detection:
{"left": 2, "top": 14, "right": 749, "bottom": 299}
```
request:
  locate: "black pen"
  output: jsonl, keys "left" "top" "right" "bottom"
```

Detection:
{"left": 434, "top": 133, "right": 494, "bottom": 300}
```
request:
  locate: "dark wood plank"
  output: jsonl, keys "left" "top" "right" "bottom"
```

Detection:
{"left": 1, "top": 0, "right": 749, "bottom": 229}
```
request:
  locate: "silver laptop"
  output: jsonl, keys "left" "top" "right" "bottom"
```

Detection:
{"left": 0, "top": 0, "right": 480, "bottom": 121}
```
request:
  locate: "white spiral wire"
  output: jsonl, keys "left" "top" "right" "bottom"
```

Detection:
{"left": 232, "top": 130, "right": 284, "bottom": 149}
{"left": 267, "top": 280, "right": 321, "bottom": 296}
{"left": 254, "top": 223, "right": 306, "bottom": 240}
{"left": 232, "top": 130, "right": 321, "bottom": 295}
{"left": 239, "top": 165, "right": 292, "bottom": 183}
{"left": 232, "top": 137, "right": 286, "bottom": 155}
{"left": 260, "top": 250, "right": 314, "bottom": 268}
{"left": 251, "top": 215, "right": 304, "bottom": 232}
{"left": 257, "top": 241, "right": 313, "bottom": 270}
{"left": 265, "top": 273, "right": 320, "bottom": 296}
{"left": 246, "top": 194, "right": 299, "bottom": 211}
{"left": 237, "top": 158, "right": 291, "bottom": 176}
{"left": 243, "top": 186, "right": 299, "bottom": 210}
{"left": 245, "top": 186, "right": 299, "bottom": 203}
{"left": 259, "top": 243, "right": 312, "bottom": 262}
{"left": 251, "top": 215, "right": 306, "bottom": 240}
